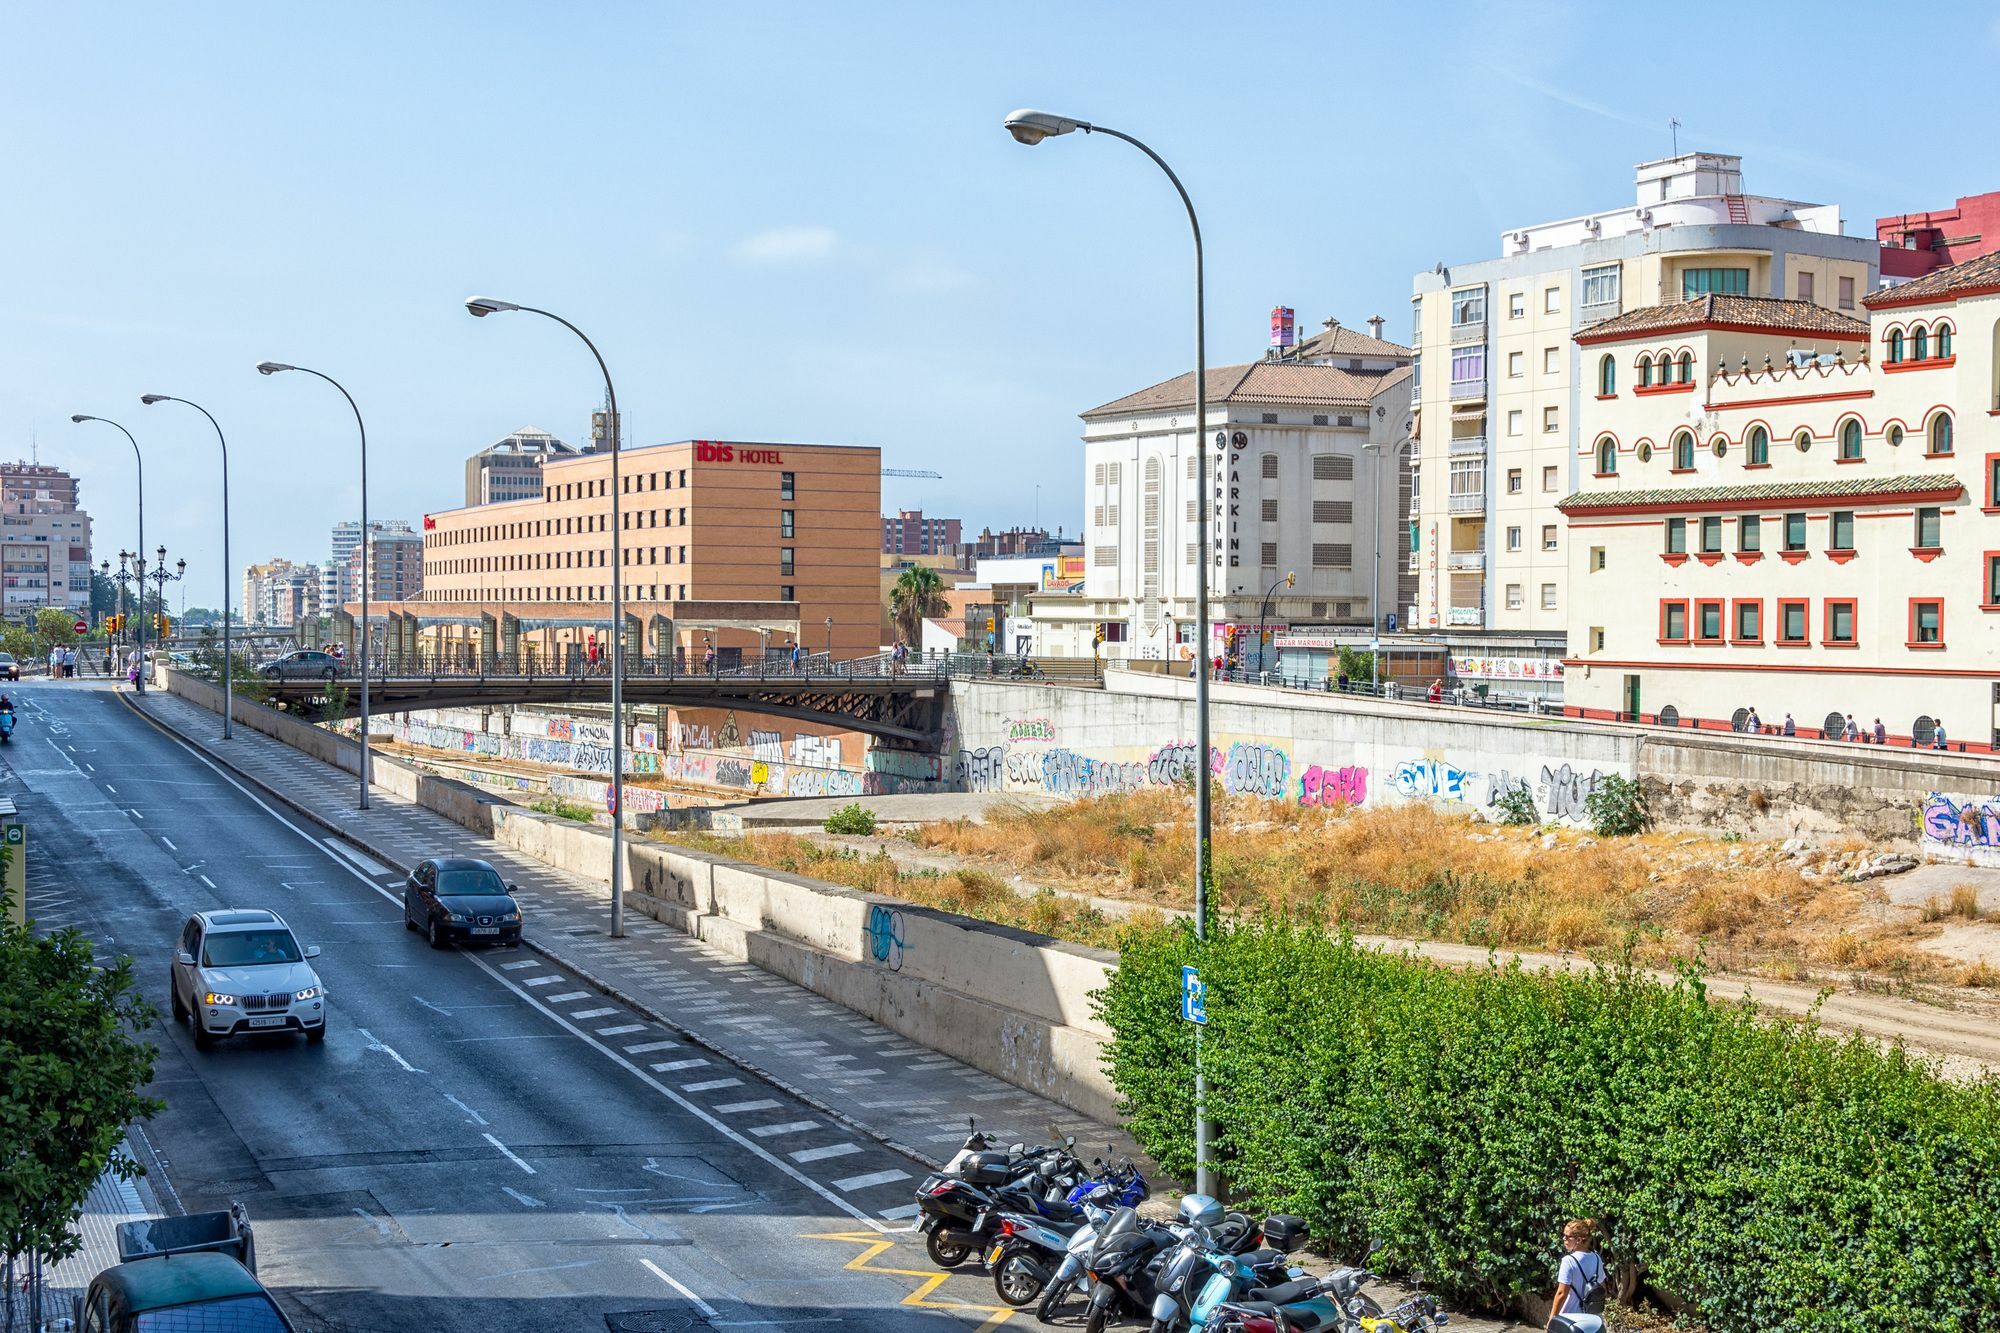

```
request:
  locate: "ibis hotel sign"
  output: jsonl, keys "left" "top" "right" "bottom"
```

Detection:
{"left": 694, "top": 441, "right": 787, "bottom": 465}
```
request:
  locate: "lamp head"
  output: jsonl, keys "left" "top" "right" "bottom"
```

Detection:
{"left": 139, "top": 394, "right": 169, "bottom": 405}
{"left": 69, "top": 414, "right": 92, "bottom": 424}
{"left": 465, "top": 296, "right": 520, "bottom": 318}
{"left": 1004, "top": 109, "right": 1086, "bottom": 145}
{"left": 254, "top": 361, "right": 294, "bottom": 376}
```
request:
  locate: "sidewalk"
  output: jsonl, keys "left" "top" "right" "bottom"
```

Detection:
{"left": 128, "top": 688, "right": 1147, "bottom": 1175}
{"left": 29, "top": 1148, "right": 161, "bottom": 1324}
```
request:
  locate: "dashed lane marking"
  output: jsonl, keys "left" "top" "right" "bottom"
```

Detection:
{"left": 790, "top": 1143, "right": 862, "bottom": 1164}
{"left": 713, "top": 1099, "right": 780, "bottom": 1115}
{"left": 623, "top": 1040, "right": 678, "bottom": 1054}
{"left": 482, "top": 1132, "right": 536, "bottom": 1176}
{"left": 569, "top": 1007, "right": 618, "bottom": 1020}
{"left": 546, "top": 991, "right": 590, "bottom": 1003}
{"left": 596, "top": 1023, "right": 646, "bottom": 1036}
{"left": 832, "top": 1169, "right": 911, "bottom": 1193}
{"left": 652, "top": 1058, "right": 708, "bottom": 1072}
{"left": 524, "top": 976, "right": 558, "bottom": 988}
{"left": 680, "top": 1078, "right": 743, "bottom": 1093}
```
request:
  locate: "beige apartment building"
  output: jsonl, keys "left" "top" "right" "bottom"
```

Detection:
{"left": 416, "top": 439, "right": 881, "bottom": 663}
{"left": 1, "top": 461, "right": 93, "bottom": 616}
{"left": 1408, "top": 152, "right": 1879, "bottom": 674}
{"left": 1561, "top": 255, "right": 2000, "bottom": 744}
{"left": 242, "top": 559, "right": 319, "bottom": 627}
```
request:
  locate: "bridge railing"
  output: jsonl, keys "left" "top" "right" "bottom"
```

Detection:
{"left": 265, "top": 650, "right": 952, "bottom": 685}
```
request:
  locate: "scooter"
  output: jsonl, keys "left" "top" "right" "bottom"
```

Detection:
{"left": 988, "top": 1169, "right": 1145, "bottom": 1308}
{"left": 0, "top": 709, "right": 15, "bottom": 744}
{"left": 916, "top": 1125, "right": 1091, "bottom": 1269}
{"left": 1148, "top": 1213, "right": 1310, "bottom": 1332}
{"left": 1076, "top": 1195, "right": 1262, "bottom": 1333}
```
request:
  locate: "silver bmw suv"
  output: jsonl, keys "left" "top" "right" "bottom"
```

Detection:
{"left": 170, "top": 909, "right": 327, "bottom": 1049}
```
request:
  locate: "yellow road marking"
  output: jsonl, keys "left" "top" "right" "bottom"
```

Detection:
{"left": 802, "top": 1230, "right": 1018, "bottom": 1324}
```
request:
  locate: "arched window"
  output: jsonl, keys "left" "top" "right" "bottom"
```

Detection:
{"left": 1678, "top": 351, "right": 1695, "bottom": 384}
{"left": 1636, "top": 355, "right": 1653, "bottom": 388}
{"left": 1931, "top": 412, "right": 1954, "bottom": 455}
{"left": 1914, "top": 326, "right": 1929, "bottom": 361}
{"left": 1839, "top": 419, "right": 1863, "bottom": 460}
{"left": 1748, "top": 426, "right": 1770, "bottom": 465}
{"left": 1938, "top": 322, "right": 1953, "bottom": 358}
{"left": 1598, "top": 353, "right": 1616, "bottom": 396}
{"left": 1888, "top": 329, "right": 1904, "bottom": 363}
{"left": 1672, "top": 430, "right": 1694, "bottom": 470}
{"left": 1596, "top": 438, "right": 1617, "bottom": 474}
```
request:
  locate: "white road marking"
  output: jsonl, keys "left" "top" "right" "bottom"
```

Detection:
{"left": 523, "top": 976, "right": 558, "bottom": 987}
{"left": 445, "top": 1094, "right": 488, "bottom": 1125}
{"left": 482, "top": 1132, "right": 535, "bottom": 1176}
{"left": 623, "top": 1040, "right": 678, "bottom": 1054}
{"left": 105, "top": 784, "right": 116, "bottom": 793}
{"left": 569, "top": 1007, "right": 618, "bottom": 1020}
{"left": 198, "top": 875, "right": 216, "bottom": 889}
{"left": 681, "top": 1078, "right": 742, "bottom": 1093}
{"left": 653, "top": 1058, "right": 708, "bottom": 1072}
{"left": 546, "top": 991, "right": 590, "bottom": 1003}
{"left": 832, "top": 1169, "right": 910, "bottom": 1192}
{"left": 500, "top": 1186, "right": 545, "bottom": 1210}
{"left": 414, "top": 996, "right": 453, "bottom": 1017}
{"left": 879, "top": 1203, "right": 921, "bottom": 1219}
{"left": 790, "top": 1143, "right": 862, "bottom": 1164}
{"left": 596, "top": 1023, "right": 645, "bottom": 1036}
{"left": 713, "top": 1099, "right": 780, "bottom": 1114}
{"left": 500, "top": 959, "right": 538, "bottom": 970}
{"left": 129, "top": 809, "right": 144, "bottom": 820}
{"left": 321, "top": 837, "right": 392, "bottom": 877}
{"left": 355, "top": 1027, "right": 422, "bottom": 1073}
{"left": 160, "top": 837, "right": 176, "bottom": 851}
{"left": 639, "top": 1258, "right": 718, "bottom": 1320}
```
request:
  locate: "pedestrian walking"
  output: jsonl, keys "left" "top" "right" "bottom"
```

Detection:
{"left": 48, "top": 646, "right": 61, "bottom": 679}
{"left": 587, "top": 637, "right": 601, "bottom": 673}
{"left": 789, "top": 639, "right": 802, "bottom": 671}
{"left": 703, "top": 642, "right": 716, "bottom": 676}
{"left": 1783, "top": 712, "right": 1797, "bottom": 737}
{"left": 985, "top": 646, "right": 996, "bottom": 677}
{"left": 1544, "top": 1218, "right": 1609, "bottom": 1333}
{"left": 1427, "top": 678, "right": 1444, "bottom": 704}
{"left": 1933, "top": 719, "right": 1949, "bottom": 751}
{"left": 1873, "top": 717, "right": 1887, "bottom": 745}
{"left": 1843, "top": 714, "right": 1859, "bottom": 742}
{"left": 63, "top": 646, "right": 77, "bottom": 679}
{"left": 1744, "top": 705, "right": 1761, "bottom": 734}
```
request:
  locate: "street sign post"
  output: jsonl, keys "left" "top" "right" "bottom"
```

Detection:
{"left": 72, "top": 619, "right": 88, "bottom": 635}
{"left": 1180, "top": 965, "right": 1207, "bottom": 1025}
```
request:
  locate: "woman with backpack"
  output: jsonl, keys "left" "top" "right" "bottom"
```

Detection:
{"left": 1546, "top": 1217, "right": 1608, "bottom": 1332}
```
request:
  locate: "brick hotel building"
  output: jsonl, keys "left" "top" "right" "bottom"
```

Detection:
{"left": 415, "top": 439, "right": 881, "bottom": 663}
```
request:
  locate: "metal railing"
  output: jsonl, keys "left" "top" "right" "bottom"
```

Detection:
{"left": 1447, "top": 435, "right": 1488, "bottom": 456}
{"left": 1447, "top": 492, "right": 1485, "bottom": 514}
{"left": 243, "top": 648, "right": 953, "bottom": 686}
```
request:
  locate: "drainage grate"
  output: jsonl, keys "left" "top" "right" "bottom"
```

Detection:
{"left": 606, "top": 1312, "right": 710, "bottom": 1333}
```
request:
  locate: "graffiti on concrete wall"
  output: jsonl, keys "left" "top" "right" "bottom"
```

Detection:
{"left": 749, "top": 730, "right": 785, "bottom": 763}
{"left": 1393, "top": 757, "right": 1472, "bottom": 802}
{"left": 959, "top": 745, "right": 1008, "bottom": 793}
{"left": 865, "top": 904, "right": 906, "bottom": 971}
{"left": 1221, "top": 742, "right": 1290, "bottom": 799}
{"left": 1921, "top": 792, "right": 2000, "bottom": 865}
{"left": 1299, "top": 764, "right": 1368, "bottom": 808}
{"left": 1006, "top": 717, "right": 1056, "bottom": 743}
{"left": 790, "top": 734, "right": 842, "bottom": 769}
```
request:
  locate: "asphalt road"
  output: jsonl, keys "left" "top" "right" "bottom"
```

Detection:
{"left": 6, "top": 681, "right": 996, "bottom": 1332}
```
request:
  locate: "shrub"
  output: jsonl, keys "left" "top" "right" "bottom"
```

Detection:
{"left": 1490, "top": 782, "right": 1538, "bottom": 826}
{"left": 1096, "top": 918, "right": 2000, "bottom": 1330}
{"left": 1583, "top": 773, "right": 1646, "bottom": 836}
{"left": 530, "top": 796, "right": 596, "bottom": 823}
{"left": 822, "top": 801, "right": 878, "bottom": 835}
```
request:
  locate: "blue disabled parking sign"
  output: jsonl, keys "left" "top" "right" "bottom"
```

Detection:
{"left": 1181, "top": 966, "right": 1207, "bottom": 1025}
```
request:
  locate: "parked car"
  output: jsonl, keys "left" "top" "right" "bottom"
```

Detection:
{"left": 170, "top": 909, "right": 327, "bottom": 1049}
{"left": 257, "top": 649, "right": 341, "bottom": 681}
{"left": 404, "top": 856, "right": 524, "bottom": 948}
{"left": 0, "top": 652, "right": 17, "bottom": 681}
{"left": 74, "top": 1204, "right": 296, "bottom": 1332}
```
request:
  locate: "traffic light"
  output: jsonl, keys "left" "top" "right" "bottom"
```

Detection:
{"left": 105, "top": 614, "right": 124, "bottom": 633}
{"left": 155, "top": 614, "right": 170, "bottom": 637}
{"left": 1092, "top": 623, "right": 1105, "bottom": 645}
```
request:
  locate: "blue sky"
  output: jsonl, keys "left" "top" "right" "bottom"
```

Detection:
{"left": 4, "top": 1, "right": 1996, "bottom": 606}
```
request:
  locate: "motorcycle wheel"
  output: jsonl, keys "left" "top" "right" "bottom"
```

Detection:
{"left": 1034, "top": 1277, "right": 1075, "bottom": 1324}
{"left": 1083, "top": 1302, "right": 1111, "bottom": 1333}
{"left": 993, "top": 1250, "right": 1049, "bottom": 1306}
{"left": 926, "top": 1228, "right": 972, "bottom": 1269}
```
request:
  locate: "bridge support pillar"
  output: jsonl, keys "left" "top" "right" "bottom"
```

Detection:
{"left": 478, "top": 612, "right": 499, "bottom": 675}
{"left": 623, "top": 612, "right": 642, "bottom": 674}
{"left": 330, "top": 608, "right": 355, "bottom": 659}
{"left": 650, "top": 616, "right": 676, "bottom": 675}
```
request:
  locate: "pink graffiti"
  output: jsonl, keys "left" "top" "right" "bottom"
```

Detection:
{"left": 1299, "top": 764, "right": 1368, "bottom": 809}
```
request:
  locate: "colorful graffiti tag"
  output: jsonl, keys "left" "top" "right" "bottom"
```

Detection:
{"left": 1921, "top": 792, "right": 2000, "bottom": 866}
{"left": 1006, "top": 717, "right": 1057, "bottom": 743}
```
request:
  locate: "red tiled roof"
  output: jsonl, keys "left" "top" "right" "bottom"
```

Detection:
{"left": 1575, "top": 294, "right": 1869, "bottom": 345}
{"left": 1863, "top": 249, "right": 2000, "bottom": 309}
{"left": 1084, "top": 361, "right": 1403, "bottom": 417}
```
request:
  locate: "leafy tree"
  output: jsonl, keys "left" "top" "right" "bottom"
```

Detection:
{"left": 1584, "top": 774, "right": 1646, "bottom": 836}
{"left": 0, "top": 627, "right": 33, "bottom": 664}
{"left": 1335, "top": 645, "right": 1376, "bottom": 686}
{"left": 0, "top": 861, "right": 162, "bottom": 1269}
{"left": 888, "top": 565, "right": 949, "bottom": 649}
{"left": 89, "top": 570, "right": 118, "bottom": 620}
{"left": 32, "top": 609, "right": 79, "bottom": 656}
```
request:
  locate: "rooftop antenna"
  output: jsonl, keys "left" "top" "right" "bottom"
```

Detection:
{"left": 1669, "top": 117, "right": 1681, "bottom": 156}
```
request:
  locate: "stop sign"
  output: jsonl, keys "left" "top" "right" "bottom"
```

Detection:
{"left": 73, "top": 619, "right": 87, "bottom": 635}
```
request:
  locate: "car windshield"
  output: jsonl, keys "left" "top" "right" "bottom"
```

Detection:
{"left": 202, "top": 930, "right": 303, "bottom": 967}
{"left": 135, "top": 1295, "right": 292, "bottom": 1331}
{"left": 437, "top": 868, "right": 506, "bottom": 898}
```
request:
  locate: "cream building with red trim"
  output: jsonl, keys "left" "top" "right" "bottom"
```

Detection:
{"left": 1561, "top": 253, "right": 2000, "bottom": 745}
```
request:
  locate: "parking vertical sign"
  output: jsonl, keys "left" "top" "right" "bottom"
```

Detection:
{"left": 1180, "top": 965, "right": 1207, "bottom": 1025}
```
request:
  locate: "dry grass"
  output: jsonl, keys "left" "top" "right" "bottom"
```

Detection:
{"left": 1920, "top": 884, "right": 1988, "bottom": 922}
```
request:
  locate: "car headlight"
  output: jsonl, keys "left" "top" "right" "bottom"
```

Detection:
{"left": 448, "top": 913, "right": 469, "bottom": 925}
{"left": 502, "top": 911, "right": 521, "bottom": 922}
{"left": 294, "top": 986, "right": 321, "bottom": 1001}
{"left": 203, "top": 992, "right": 235, "bottom": 1005}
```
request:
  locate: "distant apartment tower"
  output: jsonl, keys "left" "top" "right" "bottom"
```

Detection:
{"left": 464, "top": 427, "right": 584, "bottom": 506}
{"left": 346, "top": 526, "right": 424, "bottom": 604}
{"left": 955, "top": 526, "right": 1074, "bottom": 561}
{"left": 1409, "top": 151, "right": 1880, "bottom": 648}
{"left": 1877, "top": 189, "right": 2000, "bottom": 281}
{"left": 882, "top": 508, "right": 961, "bottom": 556}
{"left": 328, "top": 519, "right": 415, "bottom": 604}
{"left": 242, "top": 559, "right": 318, "bottom": 627}
{"left": 0, "top": 461, "right": 93, "bottom": 615}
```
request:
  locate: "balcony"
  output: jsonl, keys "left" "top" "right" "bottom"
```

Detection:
{"left": 1578, "top": 298, "right": 1622, "bottom": 328}
{"left": 1448, "top": 435, "right": 1487, "bottom": 457}
{"left": 1449, "top": 376, "right": 1486, "bottom": 402}
{"left": 1449, "top": 317, "right": 1486, "bottom": 345}
{"left": 1447, "top": 492, "right": 1485, "bottom": 515}
{"left": 1447, "top": 551, "right": 1486, "bottom": 571}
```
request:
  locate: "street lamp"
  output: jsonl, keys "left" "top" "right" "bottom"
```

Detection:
{"left": 465, "top": 296, "right": 628, "bottom": 939}
{"left": 1006, "top": 106, "right": 1218, "bottom": 1196}
{"left": 145, "top": 547, "right": 186, "bottom": 642}
{"left": 255, "top": 361, "right": 372, "bottom": 811}
{"left": 142, "top": 394, "right": 234, "bottom": 738}
{"left": 71, "top": 415, "right": 146, "bottom": 693}
{"left": 104, "top": 554, "right": 135, "bottom": 665}
{"left": 1257, "top": 572, "right": 1294, "bottom": 677}
{"left": 824, "top": 615, "right": 833, "bottom": 662}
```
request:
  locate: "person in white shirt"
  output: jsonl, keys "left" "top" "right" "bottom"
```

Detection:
{"left": 1547, "top": 1217, "right": 1608, "bottom": 1332}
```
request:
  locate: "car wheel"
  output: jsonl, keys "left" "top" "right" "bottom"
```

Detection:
{"left": 192, "top": 1022, "right": 215, "bottom": 1051}
{"left": 170, "top": 977, "right": 188, "bottom": 1024}
{"left": 403, "top": 900, "right": 416, "bottom": 932}
{"left": 428, "top": 918, "right": 447, "bottom": 950}
{"left": 322, "top": 668, "right": 337, "bottom": 683}
{"left": 306, "top": 1023, "right": 327, "bottom": 1045}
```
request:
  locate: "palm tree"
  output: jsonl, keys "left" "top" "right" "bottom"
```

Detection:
{"left": 889, "top": 565, "right": 950, "bottom": 650}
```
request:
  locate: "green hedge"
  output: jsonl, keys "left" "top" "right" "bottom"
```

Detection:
{"left": 1096, "top": 919, "right": 2000, "bottom": 1331}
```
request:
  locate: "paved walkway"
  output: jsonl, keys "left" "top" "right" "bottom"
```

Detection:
{"left": 129, "top": 689, "right": 1145, "bottom": 1176}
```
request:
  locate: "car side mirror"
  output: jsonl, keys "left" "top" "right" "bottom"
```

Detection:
{"left": 175, "top": 951, "right": 194, "bottom": 966}
{"left": 506, "top": 882, "right": 519, "bottom": 892}
{"left": 304, "top": 945, "right": 321, "bottom": 959}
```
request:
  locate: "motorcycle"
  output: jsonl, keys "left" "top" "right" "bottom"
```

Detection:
{"left": 989, "top": 1167, "right": 1147, "bottom": 1307}
{"left": 0, "top": 709, "right": 14, "bottom": 744}
{"left": 915, "top": 1124, "right": 1090, "bottom": 1269}
{"left": 1209, "top": 1252, "right": 1420, "bottom": 1333}
{"left": 1147, "top": 1212, "right": 1310, "bottom": 1332}
{"left": 1075, "top": 1195, "right": 1263, "bottom": 1333}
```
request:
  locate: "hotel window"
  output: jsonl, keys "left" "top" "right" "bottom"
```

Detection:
{"left": 1838, "top": 275, "right": 1856, "bottom": 310}
{"left": 1910, "top": 599, "right": 1942, "bottom": 646}
{"left": 1682, "top": 267, "right": 1749, "bottom": 298}
{"left": 1796, "top": 271, "right": 1814, "bottom": 301}
{"left": 1825, "top": 599, "right": 1856, "bottom": 644}
{"left": 1780, "top": 600, "right": 1807, "bottom": 643}
{"left": 1665, "top": 518, "right": 1687, "bottom": 554}
{"left": 1735, "top": 601, "right": 1761, "bottom": 642}
{"left": 1597, "top": 354, "right": 1616, "bottom": 395}
{"left": 780, "top": 548, "right": 794, "bottom": 576}
{"left": 1541, "top": 583, "right": 1557, "bottom": 610}
{"left": 1696, "top": 600, "right": 1723, "bottom": 641}
{"left": 1581, "top": 263, "right": 1620, "bottom": 310}
{"left": 1830, "top": 511, "right": 1855, "bottom": 551}
{"left": 1700, "top": 516, "right": 1722, "bottom": 553}
{"left": 780, "top": 509, "right": 795, "bottom": 538}
{"left": 1930, "top": 413, "right": 1954, "bottom": 455}
{"left": 1784, "top": 513, "right": 1808, "bottom": 552}
{"left": 1672, "top": 431, "right": 1695, "bottom": 470}
{"left": 1542, "top": 525, "right": 1557, "bottom": 551}
{"left": 1915, "top": 506, "right": 1941, "bottom": 549}
{"left": 780, "top": 471, "right": 795, "bottom": 500}
{"left": 1839, "top": 420, "right": 1863, "bottom": 460}
{"left": 1738, "top": 515, "right": 1761, "bottom": 552}
{"left": 1888, "top": 329, "right": 1904, "bottom": 363}
{"left": 1543, "top": 406, "right": 1559, "bottom": 432}
{"left": 1508, "top": 352, "right": 1524, "bottom": 379}
{"left": 1747, "top": 426, "right": 1769, "bottom": 465}
{"left": 1506, "top": 526, "right": 1522, "bottom": 552}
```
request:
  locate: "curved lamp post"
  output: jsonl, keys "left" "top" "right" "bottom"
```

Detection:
{"left": 1257, "top": 572, "right": 1294, "bottom": 676}
{"left": 142, "top": 394, "right": 233, "bottom": 737}
{"left": 465, "top": 296, "right": 626, "bottom": 939}
{"left": 255, "top": 362, "right": 371, "bottom": 811}
{"left": 1004, "top": 106, "right": 1216, "bottom": 1195}
{"left": 71, "top": 415, "right": 146, "bottom": 693}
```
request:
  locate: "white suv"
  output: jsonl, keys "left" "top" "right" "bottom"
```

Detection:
{"left": 170, "top": 909, "right": 327, "bottom": 1049}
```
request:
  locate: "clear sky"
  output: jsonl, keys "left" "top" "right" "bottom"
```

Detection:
{"left": 4, "top": 1, "right": 1995, "bottom": 609}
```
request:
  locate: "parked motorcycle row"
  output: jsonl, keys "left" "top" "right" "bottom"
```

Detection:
{"left": 913, "top": 1120, "right": 1451, "bottom": 1333}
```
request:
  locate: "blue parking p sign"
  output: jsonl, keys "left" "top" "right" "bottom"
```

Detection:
{"left": 1180, "top": 966, "right": 1207, "bottom": 1025}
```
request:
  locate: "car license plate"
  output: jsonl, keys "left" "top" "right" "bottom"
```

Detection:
{"left": 247, "top": 1016, "right": 285, "bottom": 1028}
{"left": 472, "top": 927, "right": 499, "bottom": 935}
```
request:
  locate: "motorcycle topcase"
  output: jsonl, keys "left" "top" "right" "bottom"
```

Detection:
{"left": 961, "top": 1151, "right": 1013, "bottom": 1186}
{"left": 1260, "top": 1215, "right": 1310, "bottom": 1254}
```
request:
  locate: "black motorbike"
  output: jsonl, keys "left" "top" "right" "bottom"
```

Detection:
{"left": 915, "top": 1125, "right": 1087, "bottom": 1269}
{"left": 1077, "top": 1195, "right": 1266, "bottom": 1333}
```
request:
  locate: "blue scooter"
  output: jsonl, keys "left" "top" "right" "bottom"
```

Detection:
{"left": 0, "top": 708, "right": 16, "bottom": 744}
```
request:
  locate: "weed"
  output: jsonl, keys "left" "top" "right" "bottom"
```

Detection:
{"left": 822, "top": 802, "right": 878, "bottom": 835}
{"left": 1490, "top": 783, "right": 1538, "bottom": 827}
{"left": 530, "top": 796, "right": 596, "bottom": 823}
